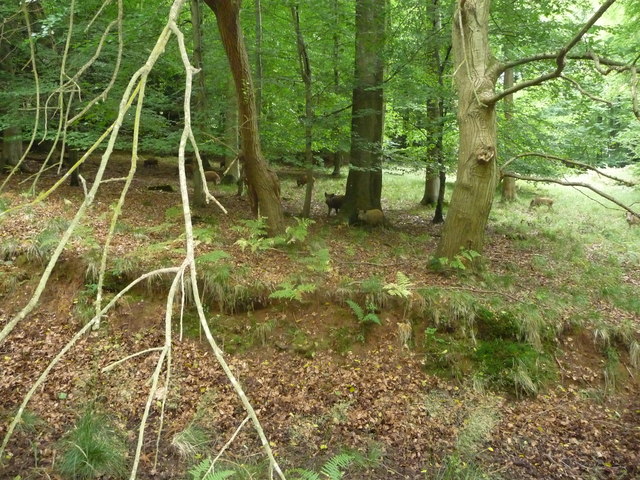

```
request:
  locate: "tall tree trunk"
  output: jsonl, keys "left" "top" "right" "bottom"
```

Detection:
{"left": 291, "top": 4, "right": 314, "bottom": 217}
{"left": 223, "top": 75, "right": 241, "bottom": 185}
{"left": 500, "top": 65, "right": 516, "bottom": 202}
{"left": 190, "top": 0, "right": 208, "bottom": 207}
{"left": 330, "top": 0, "right": 343, "bottom": 178}
{"left": 254, "top": 0, "right": 263, "bottom": 122}
{"left": 436, "top": 0, "right": 499, "bottom": 258}
{"left": 203, "top": 0, "right": 284, "bottom": 235}
{"left": 342, "top": 0, "right": 385, "bottom": 219}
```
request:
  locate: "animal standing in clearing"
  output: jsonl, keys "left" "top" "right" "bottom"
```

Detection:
{"left": 358, "top": 209, "right": 385, "bottom": 227}
{"left": 626, "top": 211, "right": 640, "bottom": 227}
{"left": 297, "top": 174, "right": 313, "bottom": 187}
{"left": 325, "top": 192, "right": 345, "bottom": 216}
{"left": 530, "top": 197, "right": 554, "bottom": 209}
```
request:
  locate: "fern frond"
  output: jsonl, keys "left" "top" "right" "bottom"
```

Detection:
{"left": 320, "top": 452, "right": 355, "bottom": 479}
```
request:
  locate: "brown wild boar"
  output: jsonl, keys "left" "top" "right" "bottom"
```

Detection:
{"left": 529, "top": 196, "right": 554, "bottom": 209}
{"left": 204, "top": 170, "right": 221, "bottom": 184}
{"left": 143, "top": 158, "right": 159, "bottom": 167}
{"left": 324, "top": 192, "right": 345, "bottom": 216}
{"left": 626, "top": 211, "right": 640, "bottom": 227}
{"left": 296, "top": 174, "right": 313, "bottom": 187}
{"left": 358, "top": 209, "right": 385, "bottom": 227}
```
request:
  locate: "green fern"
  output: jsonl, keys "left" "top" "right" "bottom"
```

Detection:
{"left": 383, "top": 271, "right": 413, "bottom": 298}
{"left": 320, "top": 452, "right": 355, "bottom": 478}
{"left": 188, "top": 458, "right": 235, "bottom": 480}
{"left": 346, "top": 300, "right": 381, "bottom": 325}
{"left": 288, "top": 452, "right": 356, "bottom": 480}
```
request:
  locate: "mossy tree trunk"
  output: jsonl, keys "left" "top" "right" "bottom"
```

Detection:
{"left": 342, "top": 0, "right": 385, "bottom": 220}
{"left": 203, "top": 0, "right": 284, "bottom": 235}
{"left": 436, "top": 0, "right": 499, "bottom": 258}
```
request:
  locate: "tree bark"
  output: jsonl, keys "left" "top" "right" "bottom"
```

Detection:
{"left": 291, "top": 4, "right": 315, "bottom": 218}
{"left": 342, "top": 0, "right": 385, "bottom": 219}
{"left": 203, "top": 0, "right": 284, "bottom": 235}
{"left": 500, "top": 64, "right": 516, "bottom": 202}
{"left": 436, "top": 0, "right": 499, "bottom": 258}
{"left": 254, "top": 0, "right": 263, "bottom": 122}
{"left": 2, "top": 127, "right": 23, "bottom": 169}
{"left": 422, "top": 175, "right": 439, "bottom": 205}
{"left": 190, "top": 0, "right": 207, "bottom": 207}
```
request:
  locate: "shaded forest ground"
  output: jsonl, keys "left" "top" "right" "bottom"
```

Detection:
{"left": 0, "top": 154, "right": 639, "bottom": 479}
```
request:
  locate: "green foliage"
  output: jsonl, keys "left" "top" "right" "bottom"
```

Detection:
{"left": 285, "top": 218, "right": 315, "bottom": 244}
{"left": 432, "top": 249, "right": 481, "bottom": 272}
{"left": 345, "top": 299, "right": 381, "bottom": 326}
{"left": 269, "top": 281, "right": 317, "bottom": 302}
{"left": 188, "top": 459, "right": 235, "bottom": 480}
{"left": 57, "top": 409, "right": 127, "bottom": 480}
{"left": 27, "top": 218, "right": 69, "bottom": 262}
{"left": 288, "top": 452, "right": 356, "bottom": 480}
{"left": 383, "top": 271, "right": 413, "bottom": 298}
{"left": 299, "top": 247, "right": 332, "bottom": 273}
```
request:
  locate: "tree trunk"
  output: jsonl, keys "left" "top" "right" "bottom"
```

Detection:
{"left": 422, "top": 174, "right": 439, "bottom": 205}
{"left": 342, "top": 0, "right": 385, "bottom": 219}
{"left": 501, "top": 175, "right": 516, "bottom": 202}
{"left": 500, "top": 64, "right": 516, "bottom": 202}
{"left": 2, "top": 127, "right": 23, "bottom": 169}
{"left": 203, "top": 0, "right": 284, "bottom": 235}
{"left": 223, "top": 75, "right": 241, "bottom": 184}
{"left": 433, "top": 169, "right": 446, "bottom": 223}
{"left": 291, "top": 4, "right": 315, "bottom": 218}
{"left": 436, "top": 0, "right": 498, "bottom": 258}
{"left": 190, "top": 0, "right": 207, "bottom": 207}
{"left": 254, "top": 0, "right": 263, "bottom": 122}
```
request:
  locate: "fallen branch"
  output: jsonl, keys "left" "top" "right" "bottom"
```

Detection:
{"left": 501, "top": 152, "right": 635, "bottom": 187}
{"left": 501, "top": 172, "right": 639, "bottom": 216}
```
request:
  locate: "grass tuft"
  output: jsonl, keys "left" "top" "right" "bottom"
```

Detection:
{"left": 57, "top": 409, "right": 127, "bottom": 480}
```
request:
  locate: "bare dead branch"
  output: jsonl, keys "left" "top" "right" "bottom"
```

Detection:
{"left": 501, "top": 152, "right": 636, "bottom": 187}
{"left": 501, "top": 172, "right": 638, "bottom": 216}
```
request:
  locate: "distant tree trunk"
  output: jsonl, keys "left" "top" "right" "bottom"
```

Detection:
{"left": 190, "top": 0, "right": 208, "bottom": 207}
{"left": 422, "top": 175, "right": 439, "bottom": 205}
{"left": 421, "top": 0, "right": 446, "bottom": 221}
{"left": 0, "top": 21, "right": 22, "bottom": 171}
{"left": 330, "top": 0, "right": 343, "bottom": 178}
{"left": 2, "top": 127, "right": 23, "bottom": 169}
{"left": 433, "top": 169, "right": 446, "bottom": 223}
{"left": 500, "top": 66, "right": 516, "bottom": 202}
{"left": 437, "top": 0, "right": 499, "bottom": 258}
{"left": 342, "top": 0, "right": 385, "bottom": 219}
{"left": 66, "top": 148, "right": 80, "bottom": 187}
{"left": 203, "top": 0, "right": 284, "bottom": 235}
{"left": 291, "top": 4, "right": 314, "bottom": 217}
{"left": 254, "top": 0, "right": 263, "bottom": 121}
{"left": 332, "top": 151, "right": 344, "bottom": 177}
{"left": 224, "top": 76, "right": 241, "bottom": 184}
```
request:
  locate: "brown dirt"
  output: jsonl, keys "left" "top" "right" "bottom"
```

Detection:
{"left": 1, "top": 155, "right": 639, "bottom": 479}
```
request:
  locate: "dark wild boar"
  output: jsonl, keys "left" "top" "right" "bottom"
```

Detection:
{"left": 143, "top": 158, "right": 159, "bottom": 168}
{"left": 324, "top": 192, "right": 345, "bottom": 216}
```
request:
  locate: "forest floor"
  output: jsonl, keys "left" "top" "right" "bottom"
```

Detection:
{"left": 1, "top": 154, "right": 639, "bottom": 480}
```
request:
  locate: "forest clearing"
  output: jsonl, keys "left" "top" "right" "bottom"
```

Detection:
{"left": 1, "top": 0, "right": 640, "bottom": 479}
